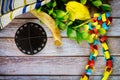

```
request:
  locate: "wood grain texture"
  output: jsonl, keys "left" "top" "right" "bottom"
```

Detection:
{"left": 0, "top": 57, "right": 119, "bottom": 75}
{"left": 0, "top": 0, "right": 120, "bottom": 79}
{"left": 0, "top": 76, "right": 120, "bottom": 80}
{"left": 0, "top": 18, "right": 120, "bottom": 38}
{"left": 0, "top": 38, "right": 120, "bottom": 56}
{"left": 110, "top": 0, "right": 120, "bottom": 17}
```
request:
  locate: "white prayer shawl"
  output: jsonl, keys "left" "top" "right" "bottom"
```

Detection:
{"left": 0, "top": 0, "right": 51, "bottom": 29}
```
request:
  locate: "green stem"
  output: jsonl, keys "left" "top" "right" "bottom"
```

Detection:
{"left": 73, "top": 18, "right": 93, "bottom": 29}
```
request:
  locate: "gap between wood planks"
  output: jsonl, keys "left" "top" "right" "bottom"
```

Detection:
{"left": 0, "top": 75, "right": 120, "bottom": 80}
{"left": 0, "top": 57, "right": 120, "bottom": 75}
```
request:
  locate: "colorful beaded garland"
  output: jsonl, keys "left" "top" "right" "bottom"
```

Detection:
{"left": 80, "top": 13, "right": 113, "bottom": 80}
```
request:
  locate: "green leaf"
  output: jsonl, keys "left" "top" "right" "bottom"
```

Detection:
{"left": 101, "top": 4, "right": 112, "bottom": 12}
{"left": 53, "top": 1, "right": 56, "bottom": 7}
{"left": 46, "top": 1, "right": 56, "bottom": 8}
{"left": 81, "top": 32, "right": 89, "bottom": 39}
{"left": 80, "top": 0, "right": 87, "bottom": 4}
{"left": 55, "top": 10, "right": 66, "bottom": 19}
{"left": 36, "top": 7, "right": 42, "bottom": 13}
{"left": 48, "top": 8, "right": 53, "bottom": 15}
{"left": 59, "top": 22, "right": 67, "bottom": 30}
{"left": 67, "top": 27, "right": 76, "bottom": 40}
{"left": 76, "top": 31, "right": 82, "bottom": 44}
{"left": 46, "top": 2, "right": 52, "bottom": 8}
{"left": 92, "top": 0, "right": 102, "bottom": 7}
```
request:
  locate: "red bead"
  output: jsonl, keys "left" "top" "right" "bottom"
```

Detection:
{"left": 93, "top": 28, "right": 98, "bottom": 34}
{"left": 81, "top": 73, "right": 86, "bottom": 78}
{"left": 90, "top": 44, "right": 98, "bottom": 51}
{"left": 88, "top": 59, "right": 95, "bottom": 67}
{"left": 100, "top": 36, "right": 107, "bottom": 42}
{"left": 90, "top": 44, "right": 93, "bottom": 50}
{"left": 106, "top": 19, "right": 109, "bottom": 25}
{"left": 98, "top": 20, "right": 103, "bottom": 25}
{"left": 93, "top": 17, "right": 97, "bottom": 22}
{"left": 106, "top": 60, "right": 113, "bottom": 68}
{"left": 108, "top": 17, "right": 112, "bottom": 22}
{"left": 93, "top": 45, "right": 98, "bottom": 50}
{"left": 90, "top": 30, "right": 94, "bottom": 34}
{"left": 106, "top": 67, "right": 112, "bottom": 72}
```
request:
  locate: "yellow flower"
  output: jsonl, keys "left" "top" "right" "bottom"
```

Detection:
{"left": 66, "top": 1, "right": 91, "bottom": 21}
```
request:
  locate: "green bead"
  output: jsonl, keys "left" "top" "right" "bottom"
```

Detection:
{"left": 98, "top": 28, "right": 106, "bottom": 35}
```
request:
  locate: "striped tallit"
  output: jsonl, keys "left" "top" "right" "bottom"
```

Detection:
{"left": 0, "top": 0, "right": 51, "bottom": 29}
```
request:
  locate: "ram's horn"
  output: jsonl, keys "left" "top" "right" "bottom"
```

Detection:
{"left": 31, "top": 10, "right": 62, "bottom": 46}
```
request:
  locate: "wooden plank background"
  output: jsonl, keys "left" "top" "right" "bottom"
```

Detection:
{"left": 0, "top": 0, "right": 120, "bottom": 80}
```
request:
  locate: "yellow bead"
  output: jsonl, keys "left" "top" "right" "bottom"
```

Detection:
{"left": 92, "top": 67, "right": 95, "bottom": 71}
{"left": 104, "top": 67, "right": 112, "bottom": 74}
{"left": 94, "top": 35, "right": 98, "bottom": 39}
{"left": 91, "top": 34, "right": 95, "bottom": 38}
{"left": 84, "top": 25, "right": 89, "bottom": 32}
{"left": 102, "top": 13, "right": 107, "bottom": 22}
{"left": 80, "top": 75, "right": 88, "bottom": 80}
{"left": 85, "top": 65, "right": 95, "bottom": 71}
{"left": 104, "top": 51, "right": 110, "bottom": 59}
{"left": 102, "top": 67, "right": 112, "bottom": 80}
{"left": 102, "top": 42, "right": 109, "bottom": 50}
{"left": 85, "top": 65, "right": 89, "bottom": 70}
{"left": 93, "top": 49, "right": 98, "bottom": 56}
{"left": 94, "top": 13, "right": 100, "bottom": 17}
{"left": 92, "top": 21, "right": 98, "bottom": 26}
{"left": 107, "top": 19, "right": 111, "bottom": 25}
{"left": 96, "top": 25, "right": 101, "bottom": 30}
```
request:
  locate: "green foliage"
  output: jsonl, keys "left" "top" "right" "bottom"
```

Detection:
{"left": 88, "top": 0, "right": 112, "bottom": 12}
{"left": 39, "top": 0, "right": 112, "bottom": 44}
{"left": 54, "top": 10, "right": 67, "bottom": 19}
{"left": 80, "top": 0, "right": 87, "bottom": 4}
{"left": 56, "top": 20, "right": 67, "bottom": 30}
{"left": 76, "top": 31, "right": 83, "bottom": 44}
{"left": 67, "top": 27, "right": 77, "bottom": 40}
{"left": 101, "top": 4, "right": 112, "bottom": 12}
{"left": 92, "top": 0, "right": 102, "bottom": 7}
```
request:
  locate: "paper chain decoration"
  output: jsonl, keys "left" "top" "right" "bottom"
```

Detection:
{"left": 80, "top": 13, "right": 113, "bottom": 80}
{"left": 0, "top": 0, "right": 113, "bottom": 80}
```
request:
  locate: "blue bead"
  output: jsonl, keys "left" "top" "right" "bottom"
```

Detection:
{"left": 89, "top": 54, "right": 93, "bottom": 60}
{"left": 102, "top": 48, "right": 104, "bottom": 54}
{"left": 110, "top": 56, "right": 114, "bottom": 62}
{"left": 86, "top": 69, "right": 92, "bottom": 75}
{"left": 89, "top": 54, "right": 97, "bottom": 61}
{"left": 93, "top": 40, "right": 99, "bottom": 45}
{"left": 93, "top": 56, "right": 97, "bottom": 61}
{"left": 106, "top": 12, "right": 111, "bottom": 18}
{"left": 98, "top": 14, "right": 102, "bottom": 20}
{"left": 88, "top": 22, "right": 92, "bottom": 30}
{"left": 102, "top": 23, "right": 109, "bottom": 30}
